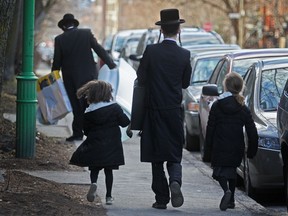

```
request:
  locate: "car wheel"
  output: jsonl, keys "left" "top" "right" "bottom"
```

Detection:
{"left": 244, "top": 156, "right": 256, "bottom": 198}
{"left": 185, "top": 125, "right": 200, "bottom": 151}
{"left": 199, "top": 124, "right": 211, "bottom": 162}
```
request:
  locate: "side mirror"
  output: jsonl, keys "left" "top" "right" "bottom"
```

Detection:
{"left": 202, "top": 84, "right": 219, "bottom": 96}
{"left": 129, "top": 54, "right": 142, "bottom": 61}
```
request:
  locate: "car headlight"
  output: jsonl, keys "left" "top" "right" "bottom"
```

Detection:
{"left": 258, "top": 137, "right": 280, "bottom": 150}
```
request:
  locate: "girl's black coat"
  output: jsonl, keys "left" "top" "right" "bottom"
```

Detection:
{"left": 205, "top": 96, "right": 258, "bottom": 167}
{"left": 70, "top": 103, "right": 130, "bottom": 167}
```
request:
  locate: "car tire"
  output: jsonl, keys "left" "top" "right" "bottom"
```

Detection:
{"left": 199, "top": 124, "right": 211, "bottom": 162}
{"left": 244, "top": 156, "right": 256, "bottom": 198}
{"left": 185, "top": 126, "right": 200, "bottom": 151}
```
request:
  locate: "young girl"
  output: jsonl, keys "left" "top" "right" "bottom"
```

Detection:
{"left": 70, "top": 80, "right": 130, "bottom": 205}
{"left": 205, "top": 72, "right": 258, "bottom": 211}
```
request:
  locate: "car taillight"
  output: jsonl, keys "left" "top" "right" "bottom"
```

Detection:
{"left": 187, "top": 102, "right": 199, "bottom": 112}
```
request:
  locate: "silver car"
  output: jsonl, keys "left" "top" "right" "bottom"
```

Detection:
{"left": 129, "top": 27, "right": 225, "bottom": 71}
{"left": 277, "top": 77, "right": 288, "bottom": 210}
{"left": 201, "top": 57, "right": 288, "bottom": 197}
{"left": 182, "top": 49, "right": 240, "bottom": 151}
{"left": 199, "top": 48, "right": 288, "bottom": 162}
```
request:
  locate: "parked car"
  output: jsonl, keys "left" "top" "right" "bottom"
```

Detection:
{"left": 277, "top": 77, "right": 288, "bottom": 210}
{"left": 182, "top": 49, "right": 241, "bottom": 151}
{"left": 184, "top": 44, "right": 240, "bottom": 54}
{"left": 110, "top": 29, "right": 146, "bottom": 61}
{"left": 199, "top": 48, "right": 288, "bottom": 162}
{"left": 118, "top": 34, "right": 142, "bottom": 64}
{"left": 201, "top": 57, "right": 288, "bottom": 197}
{"left": 102, "top": 34, "right": 114, "bottom": 54}
{"left": 129, "top": 27, "right": 225, "bottom": 71}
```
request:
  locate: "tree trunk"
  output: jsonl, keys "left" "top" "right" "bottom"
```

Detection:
{"left": 5, "top": 0, "right": 23, "bottom": 81}
{"left": 0, "top": 0, "right": 17, "bottom": 97}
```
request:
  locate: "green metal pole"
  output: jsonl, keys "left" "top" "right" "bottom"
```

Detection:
{"left": 16, "top": 0, "right": 37, "bottom": 158}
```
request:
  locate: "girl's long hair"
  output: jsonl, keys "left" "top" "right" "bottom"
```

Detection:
{"left": 223, "top": 72, "right": 245, "bottom": 106}
{"left": 77, "top": 80, "right": 113, "bottom": 104}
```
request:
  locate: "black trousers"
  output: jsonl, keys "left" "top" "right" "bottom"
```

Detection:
{"left": 64, "top": 81, "right": 87, "bottom": 137}
{"left": 151, "top": 162, "right": 182, "bottom": 205}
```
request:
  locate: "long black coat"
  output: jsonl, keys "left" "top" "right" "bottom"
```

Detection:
{"left": 70, "top": 103, "right": 130, "bottom": 167}
{"left": 205, "top": 95, "right": 258, "bottom": 167}
{"left": 137, "top": 40, "right": 192, "bottom": 163}
{"left": 52, "top": 28, "right": 115, "bottom": 89}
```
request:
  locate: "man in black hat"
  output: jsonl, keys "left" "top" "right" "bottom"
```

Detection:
{"left": 136, "top": 9, "right": 192, "bottom": 209}
{"left": 52, "top": 13, "right": 116, "bottom": 142}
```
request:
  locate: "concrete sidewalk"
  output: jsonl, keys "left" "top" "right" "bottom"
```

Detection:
{"left": 1, "top": 112, "right": 283, "bottom": 215}
{"left": 21, "top": 113, "right": 281, "bottom": 216}
{"left": 2, "top": 66, "right": 282, "bottom": 215}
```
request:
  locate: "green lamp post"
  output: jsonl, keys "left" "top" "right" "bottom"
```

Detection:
{"left": 16, "top": 0, "right": 37, "bottom": 158}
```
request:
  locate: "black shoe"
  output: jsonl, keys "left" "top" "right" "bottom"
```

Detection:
{"left": 152, "top": 202, "right": 167, "bottom": 209}
{"left": 227, "top": 201, "right": 235, "bottom": 209}
{"left": 169, "top": 181, "right": 184, "bottom": 208}
{"left": 219, "top": 190, "right": 232, "bottom": 211}
{"left": 66, "top": 135, "right": 83, "bottom": 142}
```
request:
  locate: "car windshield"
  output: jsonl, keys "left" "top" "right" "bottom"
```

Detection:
{"left": 232, "top": 59, "right": 259, "bottom": 77}
{"left": 260, "top": 67, "right": 288, "bottom": 111}
{"left": 191, "top": 57, "right": 222, "bottom": 85}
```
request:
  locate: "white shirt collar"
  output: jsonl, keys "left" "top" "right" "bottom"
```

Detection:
{"left": 85, "top": 101, "right": 115, "bottom": 113}
{"left": 164, "top": 38, "right": 177, "bottom": 42}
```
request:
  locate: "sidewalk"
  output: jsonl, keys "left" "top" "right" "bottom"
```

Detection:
{"left": 9, "top": 65, "right": 281, "bottom": 215}
{"left": 20, "top": 113, "right": 281, "bottom": 216}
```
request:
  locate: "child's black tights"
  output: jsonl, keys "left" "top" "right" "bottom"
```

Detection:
{"left": 90, "top": 168, "right": 113, "bottom": 198}
{"left": 218, "top": 176, "right": 236, "bottom": 202}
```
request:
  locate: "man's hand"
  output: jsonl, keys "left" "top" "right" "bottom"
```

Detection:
{"left": 126, "top": 124, "right": 133, "bottom": 138}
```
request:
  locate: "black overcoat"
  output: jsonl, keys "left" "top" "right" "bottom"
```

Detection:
{"left": 70, "top": 103, "right": 130, "bottom": 167}
{"left": 52, "top": 28, "right": 115, "bottom": 89}
{"left": 205, "top": 95, "right": 258, "bottom": 167}
{"left": 137, "top": 40, "right": 192, "bottom": 163}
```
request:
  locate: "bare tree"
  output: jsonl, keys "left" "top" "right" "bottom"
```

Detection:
{"left": 0, "top": 0, "right": 58, "bottom": 97}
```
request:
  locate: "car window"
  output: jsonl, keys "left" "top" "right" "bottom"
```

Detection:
{"left": 232, "top": 59, "right": 258, "bottom": 77}
{"left": 136, "top": 33, "right": 147, "bottom": 56}
{"left": 209, "top": 59, "right": 224, "bottom": 83}
{"left": 215, "top": 61, "right": 228, "bottom": 93}
{"left": 114, "top": 36, "right": 126, "bottom": 52}
{"left": 191, "top": 57, "right": 222, "bottom": 85}
{"left": 260, "top": 68, "right": 288, "bottom": 111}
{"left": 147, "top": 35, "right": 157, "bottom": 45}
{"left": 243, "top": 67, "right": 256, "bottom": 106}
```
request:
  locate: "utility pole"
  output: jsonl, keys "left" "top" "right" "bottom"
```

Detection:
{"left": 102, "top": 0, "right": 106, "bottom": 40}
{"left": 239, "top": 0, "right": 245, "bottom": 47}
{"left": 16, "top": 0, "right": 37, "bottom": 158}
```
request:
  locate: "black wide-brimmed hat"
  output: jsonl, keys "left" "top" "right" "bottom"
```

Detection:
{"left": 155, "top": 9, "right": 185, "bottom": 26}
{"left": 58, "top": 13, "right": 79, "bottom": 29}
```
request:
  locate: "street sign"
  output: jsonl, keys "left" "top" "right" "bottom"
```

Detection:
{"left": 229, "top": 13, "right": 241, "bottom": 19}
